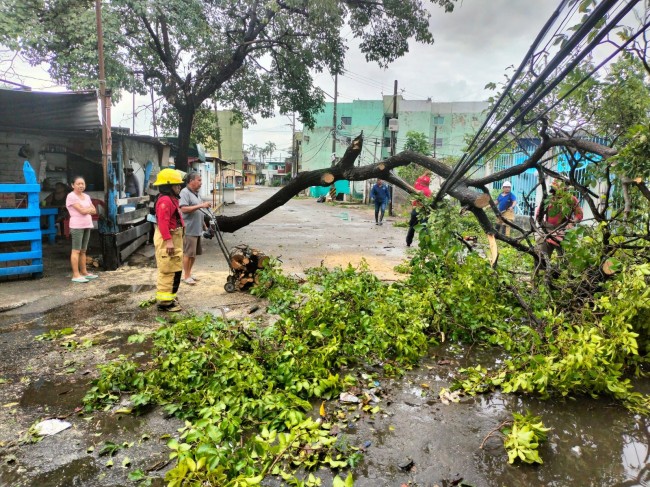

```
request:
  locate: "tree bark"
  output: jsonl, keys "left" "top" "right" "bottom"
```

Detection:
{"left": 213, "top": 132, "right": 619, "bottom": 253}
{"left": 175, "top": 106, "right": 196, "bottom": 171}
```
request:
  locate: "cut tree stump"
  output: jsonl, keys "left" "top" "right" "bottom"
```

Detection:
{"left": 228, "top": 244, "right": 269, "bottom": 291}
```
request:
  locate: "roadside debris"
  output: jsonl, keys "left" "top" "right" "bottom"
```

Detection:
{"left": 398, "top": 457, "right": 414, "bottom": 470}
{"left": 339, "top": 392, "right": 360, "bottom": 403}
{"left": 32, "top": 419, "right": 71, "bottom": 436}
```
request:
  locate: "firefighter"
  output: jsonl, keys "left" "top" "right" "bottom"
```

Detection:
{"left": 152, "top": 168, "right": 185, "bottom": 311}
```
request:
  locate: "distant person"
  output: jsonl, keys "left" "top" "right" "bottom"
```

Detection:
{"left": 42, "top": 182, "right": 70, "bottom": 236}
{"left": 535, "top": 180, "right": 584, "bottom": 257}
{"left": 406, "top": 171, "right": 432, "bottom": 247}
{"left": 153, "top": 168, "right": 185, "bottom": 311}
{"left": 65, "top": 176, "right": 97, "bottom": 283}
{"left": 370, "top": 179, "right": 391, "bottom": 225}
{"left": 495, "top": 181, "right": 517, "bottom": 237}
{"left": 179, "top": 172, "right": 211, "bottom": 285}
{"left": 124, "top": 167, "right": 140, "bottom": 197}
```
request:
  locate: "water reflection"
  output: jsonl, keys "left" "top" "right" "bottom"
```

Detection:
{"left": 472, "top": 374, "right": 650, "bottom": 486}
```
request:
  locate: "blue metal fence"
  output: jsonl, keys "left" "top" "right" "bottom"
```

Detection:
{"left": 0, "top": 161, "right": 44, "bottom": 278}
{"left": 486, "top": 138, "right": 603, "bottom": 217}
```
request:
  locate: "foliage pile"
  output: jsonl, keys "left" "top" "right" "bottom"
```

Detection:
{"left": 84, "top": 262, "right": 438, "bottom": 486}
{"left": 406, "top": 202, "right": 650, "bottom": 413}
{"left": 83, "top": 203, "right": 649, "bottom": 483}
{"left": 501, "top": 412, "right": 551, "bottom": 465}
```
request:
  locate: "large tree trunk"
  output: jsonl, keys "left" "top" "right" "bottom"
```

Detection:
{"left": 215, "top": 136, "right": 493, "bottom": 233}
{"left": 175, "top": 107, "right": 196, "bottom": 172}
{"left": 213, "top": 133, "right": 625, "bottom": 269}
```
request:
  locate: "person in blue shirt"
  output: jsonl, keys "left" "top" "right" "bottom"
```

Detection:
{"left": 370, "top": 179, "right": 391, "bottom": 225}
{"left": 496, "top": 181, "right": 517, "bottom": 237}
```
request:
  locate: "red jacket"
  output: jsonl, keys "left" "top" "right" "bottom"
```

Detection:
{"left": 536, "top": 195, "right": 584, "bottom": 226}
{"left": 156, "top": 195, "right": 185, "bottom": 240}
{"left": 412, "top": 175, "right": 432, "bottom": 207}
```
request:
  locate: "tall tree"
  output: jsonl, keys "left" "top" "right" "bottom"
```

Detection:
{"left": 398, "top": 131, "right": 433, "bottom": 184}
{"left": 0, "top": 0, "right": 456, "bottom": 170}
{"left": 264, "top": 141, "right": 277, "bottom": 162}
{"left": 248, "top": 144, "right": 261, "bottom": 162}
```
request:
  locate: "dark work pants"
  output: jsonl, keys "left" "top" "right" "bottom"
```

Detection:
{"left": 374, "top": 200, "right": 387, "bottom": 222}
{"left": 406, "top": 209, "right": 419, "bottom": 246}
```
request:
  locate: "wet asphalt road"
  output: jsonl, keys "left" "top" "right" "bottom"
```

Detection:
{"left": 1, "top": 188, "right": 649, "bottom": 486}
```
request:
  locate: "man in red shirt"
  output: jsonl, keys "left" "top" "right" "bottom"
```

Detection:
{"left": 153, "top": 169, "right": 186, "bottom": 311}
{"left": 406, "top": 171, "right": 432, "bottom": 247}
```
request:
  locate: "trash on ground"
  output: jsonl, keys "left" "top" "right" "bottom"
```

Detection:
{"left": 439, "top": 388, "right": 461, "bottom": 405}
{"left": 398, "top": 457, "right": 414, "bottom": 470}
{"left": 33, "top": 419, "right": 71, "bottom": 436}
{"left": 339, "top": 392, "right": 360, "bottom": 403}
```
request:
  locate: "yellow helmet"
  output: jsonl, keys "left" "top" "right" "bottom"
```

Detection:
{"left": 153, "top": 168, "right": 183, "bottom": 186}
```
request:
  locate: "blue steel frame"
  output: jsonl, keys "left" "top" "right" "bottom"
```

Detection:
{"left": 0, "top": 161, "right": 44, "bottom": 278}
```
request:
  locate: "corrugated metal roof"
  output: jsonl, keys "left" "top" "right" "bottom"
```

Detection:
{"left": 0, "top": 89, "right": 100, "bottom": 133}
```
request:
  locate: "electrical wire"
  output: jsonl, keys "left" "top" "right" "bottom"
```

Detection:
{"left": 436, "top": 0, "right": 636, "bottom": 202}
{"left": 463, "top": 15, "right": 650, "bottom": 183}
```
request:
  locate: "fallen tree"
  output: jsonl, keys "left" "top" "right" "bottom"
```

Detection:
{"left": 215, "top": 132, "right": 648, "bottom": 252}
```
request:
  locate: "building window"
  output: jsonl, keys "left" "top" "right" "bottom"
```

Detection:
{"left": 383, "top": 137, "right": 391, "bottom": 147}
{"left": 341, "top": 116, "right": 352, "bottom": 126}
{"left": 434, "top": 116, "right": 444, "bottom": 125}
{"left": 345, "top": 136, "right": 352, "bottom": 145}
{"left": 434, "top": 138, "right": 443, "bottom": 147}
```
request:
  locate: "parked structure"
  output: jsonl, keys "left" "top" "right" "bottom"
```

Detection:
{"left": 0, "top": 89, "right": 170, "bottom": 276}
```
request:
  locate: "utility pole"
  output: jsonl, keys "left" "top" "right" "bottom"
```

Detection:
{"left": 95, "top": 0, "right": 111, "bottom": 207}
{"left": 390, "top": 80, "right": 397, "bottom": 158}
{"left": 433, "top": 125, "right": 437, "bottom": 158}
{"left": 388, "top": 79, "right": 398, "bottom": 216}
{"left": 150, "top": 87, "right": 157, "bottom": 137}
{"left": 331, "top": 73, "right": 338, "bottom": 161}
{"left": 365, "top": 139, "right": 380, "bottom": 204}
{"left": 291, "top": 112, "right": 298, "bottom": 178}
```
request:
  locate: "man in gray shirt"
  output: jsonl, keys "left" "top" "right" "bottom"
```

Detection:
{"left": 179, "top": 172, "right": 211, "bottom": 285}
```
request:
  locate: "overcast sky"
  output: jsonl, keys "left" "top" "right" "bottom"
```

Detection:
{"left": 4, "top": 0, "right": 565, "bottom": 158}
{"left": 245, "top": 0, "right": 563, "bottom": 156}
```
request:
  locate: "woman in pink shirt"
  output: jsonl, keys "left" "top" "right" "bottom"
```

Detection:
{"left": 65, "top": 176, "right": 98, "bottom": 283}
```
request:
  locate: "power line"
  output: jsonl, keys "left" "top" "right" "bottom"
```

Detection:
{"left": 464, "top": 15, "right": 650, "bottom": 182}
{"left": 436, "top": 0, "right": 638, "bottom": 203}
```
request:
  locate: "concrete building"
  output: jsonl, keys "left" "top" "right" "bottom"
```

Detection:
{"left": 210, "top": 110, "right": 244, "bottom": 173}
{"left": 301, "top": 97, "right": 489, "bottom": 198}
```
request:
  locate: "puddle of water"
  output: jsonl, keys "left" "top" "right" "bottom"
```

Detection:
{"left": 475, "top": 392, "right": 650, "bottom": 486}
{"left": 332, "top": 343, "right": 650, "bottom": 486}
{"left": 1, "top": 457, "right": 100, "bottom": 487}
{"left": 108, "top": 284, "right": 156, "bottom": 294}
{"left": 20, "top": 378, "right": 86, "bottom": 413}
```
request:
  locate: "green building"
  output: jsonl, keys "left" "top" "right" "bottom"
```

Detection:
{"left": 205, "top": 110, "right": 243, "bottom": 172}
{"left": 301, "top": 97, "right": 489, "bottom": 196}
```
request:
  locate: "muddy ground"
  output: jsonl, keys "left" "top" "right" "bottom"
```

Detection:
{"left": 1, "top": 187, "right": 648, "bottom": 487}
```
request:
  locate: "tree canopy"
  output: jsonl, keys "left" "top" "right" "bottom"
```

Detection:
{"left": 0, "top": 0, "right": 456, "bottom": 169}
